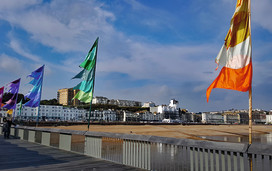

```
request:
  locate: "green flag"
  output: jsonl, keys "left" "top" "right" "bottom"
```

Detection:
{"left": 79, "top": 38, "right": 98, "bottom": 70}
{"left": 79, "top": 59, "right": 96, "bottom": 71}
{"left": 73, "top": 38, "right": 98, "bottom": 102}
{"left": 73, "top": 90, "right": 93, "bottom": 103}
{"left": 18, "top": 98, "right": 23, "bottom": 116}
{"left": 72, "top": 37, "right": 98, "bottom": 129}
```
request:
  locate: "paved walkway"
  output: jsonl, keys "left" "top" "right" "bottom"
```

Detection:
{"left": 0, "top": 136, "right": 143, "bottom": 171}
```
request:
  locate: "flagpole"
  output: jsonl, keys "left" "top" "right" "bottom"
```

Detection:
{"left": 19, "top": 107, "right": 22, "bottom": 121}
{"left": 88, "top": 38, "right": 99, "bottom": 130}
{"left": 247, "top": 0, "right": 253, "bottom": 170}
{"left": 36, "top": 65, "right": 45, "bottom": 127}
{"left": 249, "top": 89, "right": 252, "bottom": 144}
{"left": 18, "top": 99, "right": 23, "bottom": 121}
{"left": 247, "top": 0, "right": 252, "bottom": 145}
{"left": 13, "top": 79, "right": 21, "bottom": 121}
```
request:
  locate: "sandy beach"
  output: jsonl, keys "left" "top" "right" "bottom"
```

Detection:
{"left": 45, "top": 124, "right": 272, "bottom": 140}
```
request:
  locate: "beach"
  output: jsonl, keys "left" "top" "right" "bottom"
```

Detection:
{"left": 45, "top": 124, "right": 272, "bottom": 141}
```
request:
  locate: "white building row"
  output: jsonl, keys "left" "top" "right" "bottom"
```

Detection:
{"left": 89, "top": 110, "right": 116, "bottom": 121}
{"left": 1, "top": 104, "right": 118, "bottom": 122}
{"left": 92, "top": 96, "right": 142, "bottom": 107}
{"left": 139, "top": 112, "right": 163, "bottom": 121}
{"left": 2, "top": 104, "right": 88, "bottom": 121}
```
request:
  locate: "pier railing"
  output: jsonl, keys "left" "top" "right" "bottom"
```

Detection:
{"left": 1, "top": 125, "right": 272, "bottom": 170}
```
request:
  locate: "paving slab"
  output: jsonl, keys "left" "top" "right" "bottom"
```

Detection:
{"left": 0, "top": 135, "right": 144, "bottom": 171}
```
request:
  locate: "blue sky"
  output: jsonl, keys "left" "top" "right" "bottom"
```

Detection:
{"left": 0, "top": 0, "right": 272, "bottom": 112}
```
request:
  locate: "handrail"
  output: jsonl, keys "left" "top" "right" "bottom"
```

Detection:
{"left": 1, "top": 125, "right": 272, "bottom": 170}
{"left": 16, "top": 126, "right": 253, "bottom": 153}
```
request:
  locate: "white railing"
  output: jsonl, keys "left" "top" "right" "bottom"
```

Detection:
{"left": 1, "top": 125, "right": 272, "bottom": 170}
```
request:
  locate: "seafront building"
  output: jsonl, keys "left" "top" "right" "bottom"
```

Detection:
{"left": 12, "top": 104, "right": 87, "bottom": 121}
{"left": 92, "top": 96, "right": 108, "bottom": 105}
{"left": 92, "top": 96, "right": 142, "bottom": 107}
{"left": 4, "top": 104, "right": 117, "bottom": 122}
{"left": 150, "top": 99, "right": 180, "bottom": 121}
{"left": 180, "top": 111, "right": 196, "bottom": 123}
{"left": 142, "top": 102, "right": 156, "bottom": 108}
{"left": 57, "top": 89, "right": 142, "bottom": 107}
{"left": 201, "top": 109, "right": 268, "bottom": 124}
{"left": 89, "top": 109, "right": 117, "bottom": 121}
{"left": 1, "top": 93, "right": 271, "bottom": 124}
{"left": 202, "top": 112, "right": 224, "bottom": 124}
{"left": 138, "top": 111, "right": 163, "bottom": 121}
{"left": 266, "top": 114, "right": 272, "bottom": 124}
{"left": 57, "top": 88, "right": 83, "bottom": 106}
{"left": 123, "top": 111, "right": 139, "bottom": 122}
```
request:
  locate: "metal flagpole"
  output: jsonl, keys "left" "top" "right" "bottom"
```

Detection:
{"left": 248, "top": 0, "right": 253, "bottom": 170}
{"left": 19, "top": 99, "right": 23, "bottom": 121}
{"left": 248, "top": 0, "right": 252, "bottom": 145}
{"left": 88, "top": 92, "right": 93, "bottom": 130}
{"left": 13, "top": 78, "right": 21, "bottom": 121}
{"left": 249, "top": 89, "right": 252, "bottom": 144}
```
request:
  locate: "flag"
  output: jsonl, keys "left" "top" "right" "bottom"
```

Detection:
{"left": 18, "top": 98, "right": 23, "bottom": 116}
{"left": 79, "top": 39, "right": 98, "bottom": 71}
{"left": 73, "top": 38, "right": 98, "bottom": 103}
{"left": 24, "top": 65, "right": 44, "bottom": 107}
{"left": 0, "top": 86, "right": 4, "bottom": 109}
{"left": 73, "top": 37, "right": 98, "bottom": 130}
{"left": 72, "top": 68, "right": 94, "bottom": 80}
{"left": 7, "top": 109, "right": 13, "bottom": 115}
{"left": 74, "top": 80, "right": 94, "bottom": 93}
{"left": 206, "top": 0, "right": 252, "bottom": 102}
{"left": 73, "top": 91, "right": 93, "bottom": 103}
{"left": 3, "top": 79, "right": 21, "bottom": 109}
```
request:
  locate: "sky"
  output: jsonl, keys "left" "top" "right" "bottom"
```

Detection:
{"left": 0, "top": 0, "right": 272, "bottom": 112}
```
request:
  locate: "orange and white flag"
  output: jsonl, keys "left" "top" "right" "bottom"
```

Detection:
{"left": 206, "top": 0, "right": 252, "bottom": 102}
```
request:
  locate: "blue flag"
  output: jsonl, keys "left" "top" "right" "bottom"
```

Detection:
{"left": 24, "top": 65, "right": 44, "bottom": 107}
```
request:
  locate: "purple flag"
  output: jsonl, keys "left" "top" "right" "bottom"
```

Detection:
{"left": 24, "top": 65, "right": 44, "bottom": 107}
{"left": 0, "top": 86, "right": 4, "bottom": 108}
{"left": 3, "top": 78, "right": 21, "bottom": 109}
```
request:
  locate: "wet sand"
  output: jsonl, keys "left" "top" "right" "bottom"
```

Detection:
{"left": 45, "top": 124, "right": 272, "bottom": 140}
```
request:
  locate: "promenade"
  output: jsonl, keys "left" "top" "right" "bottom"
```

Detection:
{"left": 0, "top": 135, "right": 143, "bottom": 171}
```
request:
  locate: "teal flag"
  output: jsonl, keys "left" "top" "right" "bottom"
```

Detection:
{"left": 73, "top": 80, "right": 93, "bottom": 93}
{"left": 72, "top": 68, "right": 94, "bottom": 81}
{"left": 72, "top": 37, "right": 98, "bottom": 129}
{"left": 72, "top": 37, "right": 98, "bottom": 103}
{"left": 18, "top": 98, "right": 23, "bottom": 116}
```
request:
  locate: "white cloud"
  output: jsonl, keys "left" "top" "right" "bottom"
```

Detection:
{"left": 252, "top": 0, "right": 272, "bottom": 33}
{"left": 124, "top": 0, "right": 176, "bottom": 31}
{"left": 0, "top": 0, "right": 40, "bottom": 10}
{"left": 0, "top": 0, "right": 271, "bottom": 111}
{"left": 8, "top": 36, "right": 83, "bottom": 75}
{"left": 0, "top": 54, "right": 23, "bottom": 73}
{"left": 9, "top": 39, "right": 41, "bottom": 62}
{"left": 99, "top": 42, "right": 217, "bottom": 83}
{"left": 0, "top": 0, "right": 115, "bottom": 53}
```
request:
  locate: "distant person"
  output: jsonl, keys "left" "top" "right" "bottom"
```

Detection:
{"left": 2, "top": 117, "right": 16, "bottom": 139}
